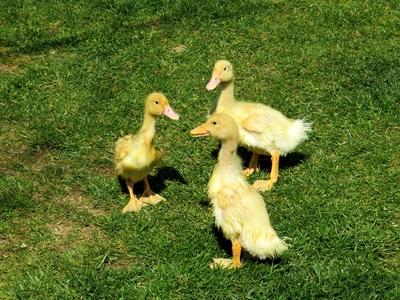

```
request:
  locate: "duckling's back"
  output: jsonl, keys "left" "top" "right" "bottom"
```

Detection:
{"left": 220, "top": 101, "right": 310, "bottom": 155}
{"left": 237, "top": 189, "right": 288, "bottom": 259}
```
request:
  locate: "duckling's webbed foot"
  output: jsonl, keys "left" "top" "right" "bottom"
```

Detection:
{"left": 122, "top": 198, "right": 145, "bottom": 213}
{"left": 140, "top": 176, "right": 166, "bottom": 205}
{"left": 141, "top": 194, "right": 166, "bottom": 205}
{"left": 243, "top": 167, "right": 260, "bottom": 177}
{"left": 210, "top": 258, "right": 241, "bottom": 269}
{"left": 253, "top": 179, "right": 276, "bottom": 191}
{"left": 243, "top": 167, "right": 256, "bottom": 176}
{"left": 243, "top": 152, "right": 260, "bottom": 177}
{"left": 122, "top": 179, "right": 146, "bottom": 213}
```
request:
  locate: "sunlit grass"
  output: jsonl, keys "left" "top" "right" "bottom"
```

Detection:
{"left": 0, "top": 0, "right": 399, "bottom": 298}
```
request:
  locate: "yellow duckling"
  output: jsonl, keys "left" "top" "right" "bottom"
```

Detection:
{"left": 207, "top": 60, "right": 311, "bottom": 191}
{"left": 114, "top": 92, "right": 179, "bottom": 213}
{"left": 191, "top": 113, "right": 288, "bottom": 269}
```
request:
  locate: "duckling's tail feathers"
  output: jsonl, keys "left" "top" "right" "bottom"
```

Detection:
{"left": 245, "top": 234, "right": 288, "bottom": 260}
{"left": 282, "top": 119, "right": 311, "bottom": 154}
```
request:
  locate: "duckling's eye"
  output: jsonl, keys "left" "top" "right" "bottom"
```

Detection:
{"left": 212, "top": 121, "right": 217, "bottom": 125}
{"left": 223, "top": 67, "right": 227, "bottom": 71}
{"left": 155, "top": 100, "right": 159, "bottom": 104}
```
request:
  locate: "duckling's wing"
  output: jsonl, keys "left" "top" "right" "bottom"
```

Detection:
{"left": 115, "top": 144, "right": 130, "bottom": 160}
{"left": 241, "top": 108, "right": 290, "bottom": 135}
{"left": 115, "top": 135, "right": 135, "bottom": 161}
{"left": 241, "top": 115, "right": 265, "bottom": 134}
{"left": 215, "top": 188, "right": 240, "bottom": 209}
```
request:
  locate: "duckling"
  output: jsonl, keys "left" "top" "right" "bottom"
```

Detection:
{"left": 191, "top": 113, "right": 288, "bottom": 269}
{"left": 207, "top": 60, "right": 311, "bottom": 191}
{"left": 114, "top": 92, "right": 179, "bottom": 213}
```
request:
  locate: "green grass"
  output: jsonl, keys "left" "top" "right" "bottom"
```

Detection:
{"left": 1, "top": 0, "right": 399, "bottom": 298}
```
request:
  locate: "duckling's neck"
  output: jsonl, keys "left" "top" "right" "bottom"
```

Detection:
{"left": 139, "top": 112, "right": 156, "bottom": 141}
{"left": 218, "top": 80, "right": 235, "bottom": 108}
{"left": 217, "top": 138, "right": 238, "bottom": 167}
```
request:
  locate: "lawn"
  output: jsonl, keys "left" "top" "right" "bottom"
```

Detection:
{"left": 0, "top": 0, "right": 399, "bottom": 299}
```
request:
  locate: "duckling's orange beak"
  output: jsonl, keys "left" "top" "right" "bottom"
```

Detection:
{"left": 190, "top": 123, "right": 210, "bottom": 137}
{"left": 206, "top": 74, "right": 221, "bottom": 91}
{"left": 162, "top": 105, "right": 179, "bottom": 120}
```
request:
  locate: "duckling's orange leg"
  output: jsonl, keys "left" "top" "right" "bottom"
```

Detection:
{"left": 210, "top": 239, "right": 242, "bottom": 269}
{"left": 140, "top": 177, "right": 166, "bottom": 205}
{"left": 253, "top": 150, "right": 280, "bottom": 191}
{"left": 232, "top": 239, "right": 242, "bottom": 268}
{"left": 142, "top": 177, "right": 155, "bottom": 197}
{"left": 243, "top": 152, "right": 260, "bottom": 176}
{"left": 122, "top": 179, "right": 144, "bottom": 213}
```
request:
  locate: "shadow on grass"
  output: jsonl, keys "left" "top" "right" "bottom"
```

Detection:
{"left": 17, "top": 35, "right": 84, "bottom": 55}
{"left": 211, "top": 145, "right": 310, "bottom": 170}
{"left": 212, "top": 225, "right": 232, "bottom": 255}
{"left": 118, "top": 166, "right": 187, "bottom": 196}
{"left": 212, "top": 225, "right": 284, "bottom": 266}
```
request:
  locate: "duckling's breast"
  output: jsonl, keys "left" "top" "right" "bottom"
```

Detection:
{"left": 117, "top": 161, "right": 153, "bottom": 182}
{"left": 208, "top": 166, "right": 251, "bottom": 240}
{"left": 116, "top": 144, "right": 160, "bottom": 181}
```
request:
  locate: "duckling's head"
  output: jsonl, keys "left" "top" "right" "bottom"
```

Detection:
{"left": 190, "top": 113, "right": 238, "bottom": 142}
{"left": 206, "top": 60, "right": 234, "bottom": 91}
{"left": 145, "top": 92, "right": 179, "bottom": 120}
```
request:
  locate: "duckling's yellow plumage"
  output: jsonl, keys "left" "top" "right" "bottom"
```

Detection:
{"left": 114, "top": 92, "right": 179, "bottom": 213}
{"left": 207, "top": 60, "right": 311, "bottom": 191}
{"left": 191, "top": 113, "right": 288, "bottom": 269}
